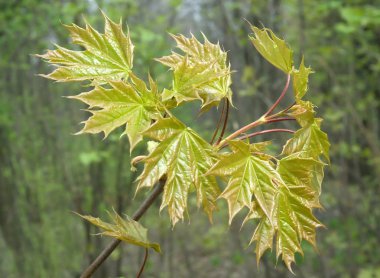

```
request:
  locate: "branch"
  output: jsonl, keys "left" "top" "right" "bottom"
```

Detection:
{"left": 136, "top": 248, "right": 149, "bottom": 278}
{"left": 266, "top": 117, "right": 296, "bottom": 124}
{"left": 264, "top": 74, "right": 291, "bottom": 117}
{"left": 237, "top": 128, "right": 295, "bottom": 141}
{"left": 215, "top": 99, "right": 230, "bottom": 145}
{"left": 80, "top": 179, "right": 166, "bottom": 278}
{"left": 210, "top": 99, "right": 226, "bottom": 144}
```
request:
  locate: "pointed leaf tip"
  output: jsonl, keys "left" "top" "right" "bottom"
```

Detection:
{"left": 76, "top": 210, "right": 161, "bottom": 253}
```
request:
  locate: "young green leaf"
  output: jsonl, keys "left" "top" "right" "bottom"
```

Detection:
{"left": 246, "top": 184, "right": 323, "bottom": 272}
{"left": 77, "top": 210, "right": 161, "bottom": 252}
{"left": 292, "top": 57, "right": 313, "bottom": 100}
{"left": 277, "top": 153, "right": 324, "bottom": 208}
{"left": 249, "top": 26, "right": 293, "bottom": 73}
{"left": 136, "top": 118, "right": 220, "bottom": 225}
{"left": 208, "top": 141, "right": 281, "bottom": 223}
{"left": 275, "top": 186, "right": 323, "bottom": 272}
{"left": 38, "top": 13, "right": 134, "bottom": 84}
{"left": 70, "top": 75, "right": 161, "bottom": 151}
{"left": 282, "top": 119, "right": 330, "bottom": 162}
{"left": 286, "top": 100, "right": 315, "bottom": 127}
{"left": 156, "top": 34, "right": 232, "bottom": 111}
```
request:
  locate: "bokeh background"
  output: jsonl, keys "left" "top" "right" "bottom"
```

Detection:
{"left": 1, "top": 0, "right": 380, "bottom": 277}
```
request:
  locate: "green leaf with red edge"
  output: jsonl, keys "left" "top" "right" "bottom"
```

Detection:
{"left": 156, "top": 33, "right": 232, "bottom": 111}
{"left": 77, "top": 210, "right": 161, "bottom": 252}
{"left": 249, "top": 26, "right": 293, "bottom": 73}
{"left": 136, "top": 117, "right": 220, "bottom": 225}
{"left": 69, "top": 74, "right": 161, "bottom": 151}
{"left": 207, "top": 140, "right": 281, "bottom": 223}
{"left": 38, "top": 13, "right": 133, "bottom": 84}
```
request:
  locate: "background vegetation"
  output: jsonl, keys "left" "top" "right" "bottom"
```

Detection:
{"left": 1, "top": 0, "right": 379, "bottom": 277}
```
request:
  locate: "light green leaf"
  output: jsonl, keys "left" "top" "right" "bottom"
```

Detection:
{"left": 70, "top": 76, "right": 160, "bottom": 151}
{"left": 286, "top": 100, "right": 315, "bottom": 127}
{"left": 77, "top": 210, "right": 161, "bottom": 252}
{"left": 292, "top": 57, "right": 313, "bottom": 100}
{"left": 282, "top": 119, "right": 330, "bottom": 162}
{"left": 136, "top": 118, "right": 220, "bottom": 225}
{"left": 247, "top": 186, "right": 323, "bottom": 272}
{"left": 38, "top": 13, "right": 133, "bottom": 84}
{"left": 249, "top": 26, "right": 293, "bottom": 73}
{"left": 207, "top": 141, "right": 281, "bottom": 223}
{"left": 250, "top": 217, "right": 274, "bottom": 265}
{"left": 156, "top": 34, "right": 232, "bottom": 110}
{"left": 277, "top": 153, "right": 324, "bottom": 208}
{"left": 275, "top": 186, "right": 323, "bottom": 271}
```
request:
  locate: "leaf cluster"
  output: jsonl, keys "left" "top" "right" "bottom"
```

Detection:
{"left": 39, "top": 13, "right": 330, "bottom": 272}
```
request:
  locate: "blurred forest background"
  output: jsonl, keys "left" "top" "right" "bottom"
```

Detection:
{"left": 1, "top": 0, "right": 380, "bottom": 277}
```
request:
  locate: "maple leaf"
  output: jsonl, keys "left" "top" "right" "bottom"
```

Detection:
{"left": 286, "top": 100, "right": 315, "bottom": 127}
{"left": 77, "top": 210, "right": 161, "bottom": 252}
{"left": 282, "top": 119, "right": 330, "bottom": 162}
{"left": 274, "top": 186, "right": 324, "bottom": 272}
{"left": 70, "top": 74, "right": 161, "bottom": 151}
{"left": 207, "top": 141, "right": 282, "bottom": 223}
{"left": 136, "top": 118, "right": 220, "bottom": 225}
{"left": 38, "top": 13, "right": 133, "bottom": 84}
{"left": 156, "top": 33, "right": 232, "bottom": 111}
{"left": 292, "top": 57, "right": 313, "bottom": 100}
{"left": 249, "top": 26, "right": 293, "bottom": 73}
{"left": 246, "top": 153, "right": 324, "bottom": 271}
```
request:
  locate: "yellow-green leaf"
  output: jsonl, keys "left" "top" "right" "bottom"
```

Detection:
{"left": 249, "top": 26, "right": 293, "bottom": 73}
{"left": 282, "top": 119, "right": 330, "bottom": 162}
{"left": 38, "top": 13, "right": 133, "bottom": 84}
{"left": 77, "top": 210, "right": 161, "bottom": 252}
{"left": 207, "top": 141, "right": 281, "bottom": 223}
{"left": 70, "top": 76, "right": 160, "bottom": 151}
{"left": 277, "top": 153, "right": 324, "bottom": 208}
{"left": 286, "top": 100, "right": 315, "bottom": 127}
{"left": 136, "top": 118, "right": 220, "bottom": 225}
{"left": 156, "top": 34, "right": 232, "bottom": 110}
{"left": 292, "top": 57, "right": 313, "bottom": 100}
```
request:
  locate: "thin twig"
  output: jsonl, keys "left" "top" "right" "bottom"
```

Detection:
{"left": 217, "top": 117, "right": 266, "bottom": 147}
{"left": 264, "top": 74, "right": 291, "bottom": 117}
{"left": 266, "top": 117, "right": 296, "bottom": 124}
{"left": 237, "top": 128, "right": 295, "bottom": 141}
{"left": 80, "top": 179, "right": 166, "bottom": 278}
{"left": 136, "top": 248, "right": 149, "bottom": 278}
{"left": 210, "top": 99, "right": 226, "bottom": 144}
{"left": 215, "top": 99, "right": 230, "bottom": 145}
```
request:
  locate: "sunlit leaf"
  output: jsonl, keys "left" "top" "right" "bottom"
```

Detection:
{"left": 136, "top": 118, "right": 220, "bottom": 225}
{"left": 286, "top": 100, "right": 315, "bottom": 127}
{"left": 156, "top": 33, "right": 232, "bottom": 110}
{"left": 38, "top": 13, "right": 133, "bottom": 84}
{"left": 208, "top": 141, "right": 281, "bottom": 223}
{"left": 277, "top": 153, "right": 324, "bottom": 207}
{"left": 70, "top": 75, "right": 160, "bottom": 151}
{"left": 249, "top": 26, "right": 293, "bottom": 73}
{"left": 77, "top": 210, "right": 161, "bottom": 252}
{"left": 282, "top": 119, "right": 330, "bottom": 162}
{"left": 292, "top": 57, "right": 313, "bottom": 100}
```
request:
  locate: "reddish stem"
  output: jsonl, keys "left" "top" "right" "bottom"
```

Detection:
{"left": 136, "top": 248, "right": 149, "bottom": 278}
{"left": 266, "top": 117, "right": 296, "bottom": 124}
{"left": 264, "top": 74, "right": 291, "bottom": 117}
{"left": 210, "top": 99, "right": 226, "bottom": 144}
{"left": 215, "top": 99, "right": 230, "bottom": 145}
{"left": 237, "top": 128, "right": 295, "bottom": 141}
